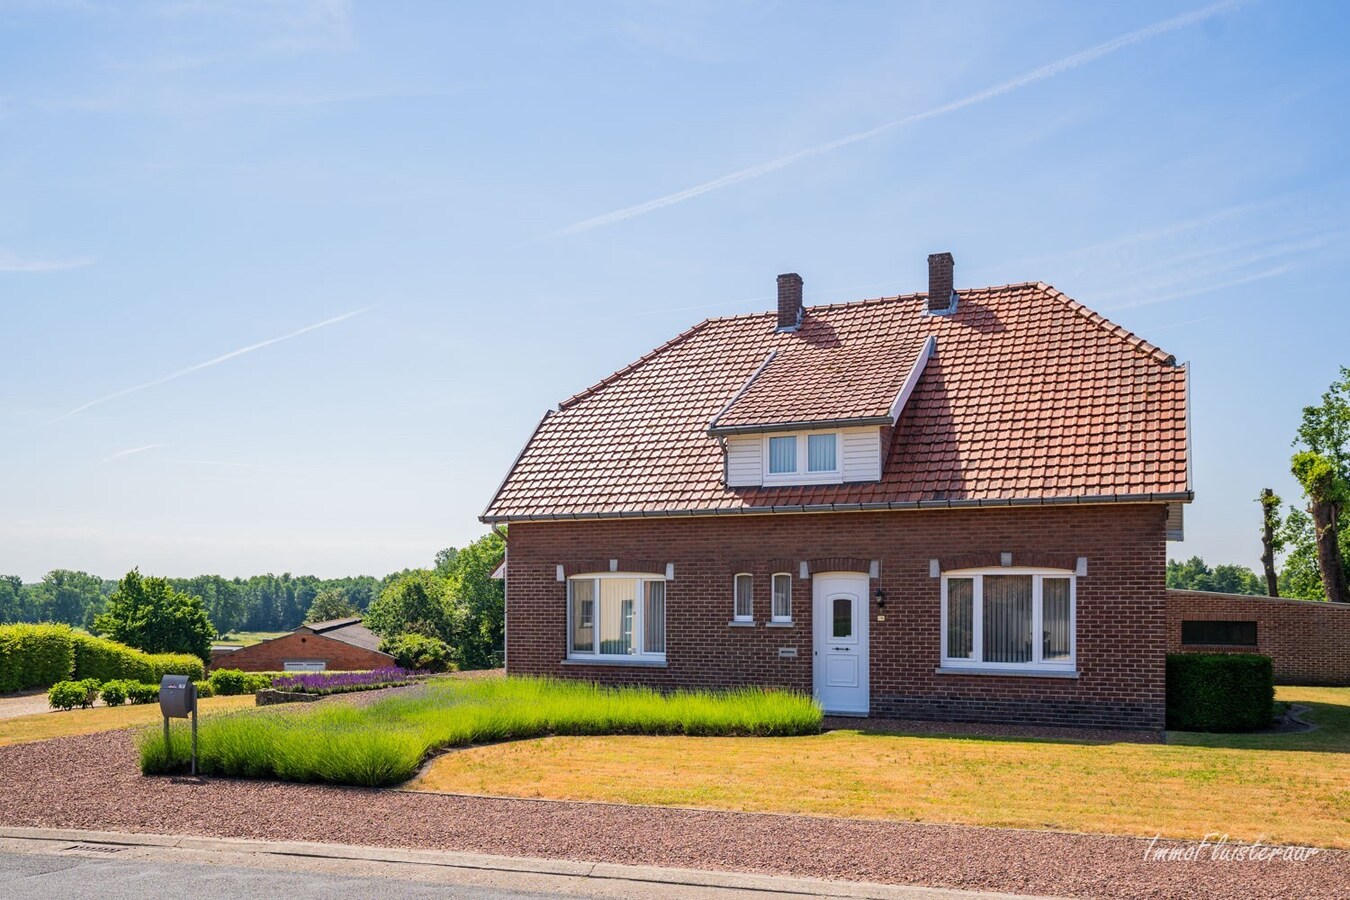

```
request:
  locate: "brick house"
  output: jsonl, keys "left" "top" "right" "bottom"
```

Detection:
{"left": 209, "top": 618, "right": 394, "bottom": 672}
{"left": 482, "top": 254, "right": 1190, "bottom": 729}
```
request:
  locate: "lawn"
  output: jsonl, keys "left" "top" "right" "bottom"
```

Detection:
{"left": 409, "top": 685, "right": 1350, "bottom": 850}
{"left": 0, "top": 695, "right": 257, "bottom": 747}
{"left": 212, "top": 631, "right": 289, "bottom": 647}
{"left": 139, "top": 677, "right": 821, "bottom": 786}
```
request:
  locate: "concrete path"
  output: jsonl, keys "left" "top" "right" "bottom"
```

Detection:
{"left": 0, "top": 827, "right": 1058, "bottom": 900}
{"left": 0, "top": 691, "right": 55, "bottom": 720}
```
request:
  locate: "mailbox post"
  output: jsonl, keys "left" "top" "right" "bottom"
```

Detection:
{"left": 159, "top": 675, "right": 198, "bottom": 775}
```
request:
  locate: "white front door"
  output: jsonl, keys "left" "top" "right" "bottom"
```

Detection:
{"left": 813, "top": 572, "right": 869, "bottom": 715}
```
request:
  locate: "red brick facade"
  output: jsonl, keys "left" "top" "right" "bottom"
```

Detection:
{"left": 1167, "top": 590, "right": 1350, "bottom": 685}
{"left": 209, "top": 631, "right": 393, "bottom": 672}
{"left": 505, "top": 503, "right": 1168, "bottom": 729}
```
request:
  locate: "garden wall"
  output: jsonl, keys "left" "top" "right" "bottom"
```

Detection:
{"left": 1166, "top": 590, "right": 1350, "bottom": 685}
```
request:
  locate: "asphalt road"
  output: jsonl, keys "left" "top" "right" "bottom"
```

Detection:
{"left": 0, "top": 850, "right": 581, "bottom": 900}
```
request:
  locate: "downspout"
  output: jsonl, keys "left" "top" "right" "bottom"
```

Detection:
{"left": 492, "top": 523, "right": 508, "bottom": 671}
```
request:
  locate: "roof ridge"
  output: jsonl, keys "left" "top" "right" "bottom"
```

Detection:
{"left": 558, "top": 318, "right": 715, "bottom": 409}
{"left": 1035, "top": 282, "right": 1177, "bottom": 366}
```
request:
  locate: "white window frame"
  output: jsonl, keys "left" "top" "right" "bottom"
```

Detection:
{"left": 567, "top": 573, "right": 666, "bottom": 663}
{"left": 733, "top": 573, "right": 753, "bottom": 622}
{"left": 939, "top": 568, "right": 1076, "bottom": 673}
{"left": 771, "top": 572, "right": 792, "bottom": 623}
{"left": 761, "top": 431, "right": 842, "bottom": 485}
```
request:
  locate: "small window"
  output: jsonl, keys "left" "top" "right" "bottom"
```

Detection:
{"left": 768, "top": 437, "right": 796, "bottom": 474}
{"left": 771, "top": 573, "right": 792, "bottom": 622}
{"left": 1182, "top": 620, "right": 1257, "bottom": 646}
{"left": 733, "top": 573, "right": 753, "bottom": 621}
{"left": 807, "top": 433, "right": 837, "bottom": 472}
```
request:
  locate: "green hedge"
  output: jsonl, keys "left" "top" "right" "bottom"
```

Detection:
{"left": 1166, "top": 652, "right": 1274, "bottom": 732}
{"left": 0, "top": 624, "right": 75, "bottom": 692}
{"left": 71, "top": 633, "right": 204, "bottom": 684}
{"left": 207, "top": 669, "right": 274, "bottom": 696}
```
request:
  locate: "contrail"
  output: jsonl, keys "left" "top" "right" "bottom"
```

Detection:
{"left": 99, "top": 443, "right": 170, "bottom": 465}
{"left": 48, "top": 307, "right": 371, "bottom": 425}
{"left": 548, "top": 0, "right": 1242, "bottom": 239}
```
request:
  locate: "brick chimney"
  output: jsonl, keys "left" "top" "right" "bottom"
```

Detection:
{"left": 776, "top": 273, "right": 803, "bottom": 331}
{"left": 927, "top": 252, "right": 956, "bottom": 315}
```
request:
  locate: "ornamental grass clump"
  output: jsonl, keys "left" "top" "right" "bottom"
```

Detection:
{"left": 139, "top": 676, "right": 822, "bottom": 787}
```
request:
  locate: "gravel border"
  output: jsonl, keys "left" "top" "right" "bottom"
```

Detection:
{"left": 0, "top": 730, "right": 1341, "bottom": 900}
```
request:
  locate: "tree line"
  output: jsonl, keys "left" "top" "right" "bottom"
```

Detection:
{"left": 0, "top": 532, "right": 507, "bottom": 655}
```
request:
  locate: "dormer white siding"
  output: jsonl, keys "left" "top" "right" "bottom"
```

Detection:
{"left": 725, "top": 426, "right": 883, "bottom": 488}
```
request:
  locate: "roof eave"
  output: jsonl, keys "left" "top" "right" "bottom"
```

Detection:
{"left": 708, "top": 414, "right": 895, "bottom": 437}
{"left": 482, "top": 490, "right": 1196, "bottom": 524}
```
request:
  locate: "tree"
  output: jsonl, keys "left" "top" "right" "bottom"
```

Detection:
{"left": 93, "top": 569, "right": 215, "bottom": 662}
{"left": 1257, "top": 489, "right": 1284, "bottom": 597}
{"left": 434, "top": 547, "right": 460, "bottom": 577}
{"left": 1165, "top": 557, "right": 1264, "bottom": 596}
{"left": 31, "top": 569, "right": 104, "bottom": 627}
{"left": 306, "top": 588, "right": 357, "bottom": 623}
{"left": 1277, "top": 506, "right": 1350, "bottom": 600}
{"left": 172, "top": 575, "right": 245, "bottom": 637}
{"left": 444, "top": 531, "right": 506, "bottom": 670}
{"left": 364, "top": 570, "right": 452, "bottom": 641}
{"left": 1290, "top": 368, "right": 1350, "bottom": 603}
{"left": 0, "top": 575, "right": 29, "bottom": 624}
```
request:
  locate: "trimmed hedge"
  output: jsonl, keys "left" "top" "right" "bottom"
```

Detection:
{"left": 71, "top": 632, "right": 204, "bottom": 684}
{"left": 1166, "top": 652, "right": 1274, "bottom": 732}
{"left": 0, "top": 624, "right": 75, "bottom": 692}
{"left": 207, "top": 669, "right": 273, "bottom": 696}
{"left": 0, "top": 624, "right": 204, "bottom": 694}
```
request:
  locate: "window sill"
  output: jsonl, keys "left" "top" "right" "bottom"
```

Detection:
{"left": 728, "top": 620, "right": 756, "bottom": 627}
{"left": 766, "top": 621, "right": 794, "bottom": 628}
{"left": 935, "top": 666, "right": 1079, "bottom": 679}
{"left": 563, "top": 657, "right": 668, "bottom": 668}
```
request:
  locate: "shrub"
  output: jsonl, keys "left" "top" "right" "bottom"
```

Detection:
{"left": 0, "top": 624, "right": 75, "bottom": 692}
{"left": 380, "top": 634, "right": 453, "bottom": 673}
{"left": 208, "top": 669, "right": 274, "bottom": 696}
{"left": 270, "top": 667, "right": 417, "bottom": 696}
{"left": 140, "top": 677, "right": 822, "bottom": 786}
{"left": 48, "top": 678, "right": 100, "bottom": 711}
{"left": 193, "top": 679, "right": 214, "bottom": 699}
{"left": 99, "top": 679, "right": 133, "bottom": 707}
{"left": 71, "top": 632, "right": 205, "bottom": 684}
{"left": 1166, "top": 653, "right": 1274, "bottom": 732}
{"left": 127, "top": 682, "right": 159, "bottom": 705}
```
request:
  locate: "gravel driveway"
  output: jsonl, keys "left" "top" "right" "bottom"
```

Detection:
{"left": 0, "top": 691, "right": 54, "bottom": 720}
{"left": 0, "top": 730, "right": 1341, "bottom": 900}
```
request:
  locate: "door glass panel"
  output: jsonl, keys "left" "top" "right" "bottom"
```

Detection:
{"left": 832, "top": 596, "right": 853, "bottom": 638}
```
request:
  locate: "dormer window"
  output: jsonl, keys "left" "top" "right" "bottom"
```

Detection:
{"left": 763, "top": 431, "right": 840, "bottom": 484}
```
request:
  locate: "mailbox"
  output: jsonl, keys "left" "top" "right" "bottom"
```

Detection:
{"left": 159, "top": 675, "right": 196, "bottom": 719}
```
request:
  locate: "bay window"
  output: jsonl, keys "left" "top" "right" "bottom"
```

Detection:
{"left": 568, "top": 574, "right": 666, "bottom": 661}
{"left": 941, "top": 569, "right": 1075, "bottom": 672}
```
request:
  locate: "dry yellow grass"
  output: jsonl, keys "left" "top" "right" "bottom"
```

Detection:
{"left": 0, "top": 695, "right": 257, "bottom": 747}
{"left": 410, "top": 686, "right": 1350, "bottom": 849}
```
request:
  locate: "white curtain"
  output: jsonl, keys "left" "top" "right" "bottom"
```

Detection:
{"left": 599, "top": 578, "right": 637, "bottom": 655}
{"left": 768, "top": 436, "right": 796, "bottom": 473}
{"left": 807, "top": 434, "right": 836, "bottom": 472}
{"left": 734, "top": 574, "right": 753, "bottom": 619}
{"left": 982, "top": 575, "right": 1032, "bottom": 663}
{"left": 772, "top": 574, "right": 791, "bottom": 620}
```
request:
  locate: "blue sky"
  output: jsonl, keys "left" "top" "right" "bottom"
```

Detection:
{"left": 2, "top": 0, "right": 1347, "bottom": 581}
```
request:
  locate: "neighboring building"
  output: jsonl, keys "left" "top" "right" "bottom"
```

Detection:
{"left": 209, "top": 618, "right": 393, "bottom": 672}
{"left": 482, "top": 253, "right": 1191, "bottom": 729}
{"left": 1167, "top": 590, "right": 1350, "bottom": 686}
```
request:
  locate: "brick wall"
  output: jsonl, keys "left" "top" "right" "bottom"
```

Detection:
{"left": 1166, "top": 590, "right": 1350, "bottom": 685}
{"left": 209, "top": 631, "right": 393, "bottom": 672}
{"left": 505, "top": 503, "right": 1168, "bottom": 729}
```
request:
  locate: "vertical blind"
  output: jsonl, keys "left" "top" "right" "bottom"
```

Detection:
{"left": 946, "top": 577, "right": 974, "bottom": 659}
{"left": 982, "top": 575, "right": 1033, "bottom": 663}
{"left": 570, "top": 578, "right": 594, "bottom": 653}
{"left": 645, "top": 581, "right": 666, "bottom": 654}
{"left": 1042, "top": 577, "right": 1071, "bottom": 661}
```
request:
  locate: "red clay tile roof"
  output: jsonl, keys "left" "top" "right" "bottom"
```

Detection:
{"left": 709, "top": 331, "right": 930, "bottom": 432}
{"left": 482, "top": 283, "right": 1190, "bottom": 521}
